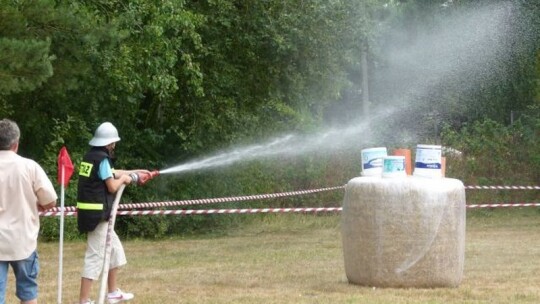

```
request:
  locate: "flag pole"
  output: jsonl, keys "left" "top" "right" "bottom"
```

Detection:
{"left": 57, "top": 165, "right": 65, "bottom": 304}
{"left": 56, "top": 146, "right": 73, "bottom": 304}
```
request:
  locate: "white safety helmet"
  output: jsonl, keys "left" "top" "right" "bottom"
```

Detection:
{"left": 89, "top": 122, "right": 121, "bottom": 146}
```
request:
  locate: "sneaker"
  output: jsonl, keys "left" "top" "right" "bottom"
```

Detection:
{"left": 80, "top": 300, "right": 95, "bottom": 304}
{"left": 107, "top": 288, "right": 134, "bottom": 303}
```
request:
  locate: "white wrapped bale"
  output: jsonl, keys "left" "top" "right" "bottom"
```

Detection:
{"left": 341, "top": 176, "right": 465, "bottom": 288}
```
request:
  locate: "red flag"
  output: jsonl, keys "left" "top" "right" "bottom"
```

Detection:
{"left": 57, "top": 146, "right": 74, "bottom": 187}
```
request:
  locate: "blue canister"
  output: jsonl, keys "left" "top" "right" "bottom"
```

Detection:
{"left": 413, "top": 144, "right": 442, "bottom": 178}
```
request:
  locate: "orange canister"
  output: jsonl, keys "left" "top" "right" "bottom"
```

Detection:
{"left": 392, "top": 148, "right": 412, "bottom": 175}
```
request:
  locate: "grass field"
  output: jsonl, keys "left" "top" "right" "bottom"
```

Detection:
{"left": 5, "top": 209, "right": 540, "bottom": 303}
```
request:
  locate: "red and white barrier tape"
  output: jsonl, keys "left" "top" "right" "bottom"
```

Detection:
{"left": 40, "top": 207, "right": 342, "bottom": 217}
{"left": 48, "top": 185, "right": 346, "bottom": 213}
{"left": 466, "top": 203, "right": 540, "bottom": 209}
{"left": 119, "top": 207, "right": 343, "bottom": 215}
{"left": 465, "top": 185, "right": 540, "bottom": 190}
{"left": 39, "top": 203, "right": 539, "bottom": 217}
{"left": 42, "top": 211, "right": 77, "bottom": 217}
{"left": 47, "top": 184, "right": 538, "bottom": 213}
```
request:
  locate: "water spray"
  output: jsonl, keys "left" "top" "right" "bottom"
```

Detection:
{"left": 156, "top": 110, "right": 395, "bottom": 176}
{"left": 148, "top": 2, "right": 521, "bottom": 178}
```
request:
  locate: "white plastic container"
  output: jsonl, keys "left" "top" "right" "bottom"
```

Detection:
{"left": 382, "top": 156, "right": 407, "bottom": 178}
{"left": 413, "top": 144, "right": 442, "bottom": 178}
{"left": 361, "top": 147, "right": 387, "bottom": 176}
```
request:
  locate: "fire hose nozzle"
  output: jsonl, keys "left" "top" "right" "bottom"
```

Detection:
{"left": 137, "top": 170, "right": 160, "bottom": 185}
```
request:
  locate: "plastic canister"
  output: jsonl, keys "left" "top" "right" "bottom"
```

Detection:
{"left": 393, "top": 148, "right": 412, "bottom": 175}
{"left": 413, "top": 144, "right": 442, "bottom": 178}
{"left": 382, "top": 156, "right": 407, "bottom": 178}
{"left": 361, "top": 147, "right": 387, "bottom": 176}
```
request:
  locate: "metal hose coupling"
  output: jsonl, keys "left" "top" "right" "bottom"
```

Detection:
{"left": 129, "top": 172, "right": 139, "bottom": 184}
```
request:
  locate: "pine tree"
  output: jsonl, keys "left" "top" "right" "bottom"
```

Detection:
{"left": 0, "top": 37, "right": 54, "bottom": 94}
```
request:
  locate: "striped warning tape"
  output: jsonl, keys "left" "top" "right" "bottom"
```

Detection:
{"left": 39, "top": 203, "right": 539, "bottom": 217}
{"left": 465, "top": 185, "right": 540, "bottom": 190}
{"left": 46, "top": 184, "right": 538, "bottom": 213}
{"left": 115, "top": 207, "right": 344, "bottom": 215}
{"left": 466, "top": 203, "right": 540, "bottom": 209}
{"left": 39, "top": 207, "right": 342, "bottom": 217}
{"left": 47, "top": 185, "right": 346, "bottom": 213}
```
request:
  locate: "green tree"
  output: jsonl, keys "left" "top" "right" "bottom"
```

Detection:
{"left": 0, "top": 1, "right": 55, "bottom": 94}
{"left": 0, "top": 0, "right": 115, "bottom": 159}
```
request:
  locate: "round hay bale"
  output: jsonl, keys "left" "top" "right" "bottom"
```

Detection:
{"left": 341, "top": 176, "right": 465, "bottom": 288}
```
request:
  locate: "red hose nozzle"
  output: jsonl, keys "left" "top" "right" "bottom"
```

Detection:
{"left": 138, "top": 170, "right": 160, "bottom": 185}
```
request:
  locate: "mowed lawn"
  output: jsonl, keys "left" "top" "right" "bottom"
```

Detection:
{"left": 5, "top": 210, "right": 540, "bottom": 303}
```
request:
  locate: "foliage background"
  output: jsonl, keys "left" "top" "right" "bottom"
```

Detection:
{"left": 0, "top": 0, "right": 538, "bottom": 240}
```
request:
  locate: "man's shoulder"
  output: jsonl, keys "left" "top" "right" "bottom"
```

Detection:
{"left": 9, "top": 154, "right": 48, "bottom": 178}
{"left": 9, "top": 153, "right": 38, "bottom": 166}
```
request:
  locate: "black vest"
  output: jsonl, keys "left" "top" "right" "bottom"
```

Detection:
{"left": 76, "top": 147, "right": 115, "bottom": 233}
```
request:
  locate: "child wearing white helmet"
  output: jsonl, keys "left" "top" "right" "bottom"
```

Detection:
{"left": 77, "top": 122, "right": 150, "bottom": 304}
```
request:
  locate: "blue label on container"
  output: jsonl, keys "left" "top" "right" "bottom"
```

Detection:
{"left": 415, "top": 162, "right": 441, "bottom": 169}
{"left": 364, "top": 158, "right": 383, "bottom": 169}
